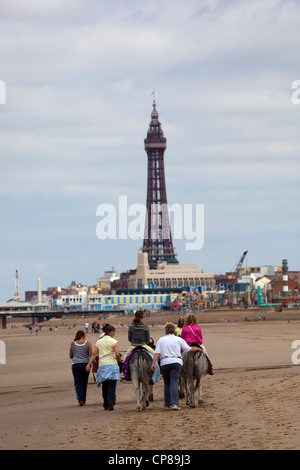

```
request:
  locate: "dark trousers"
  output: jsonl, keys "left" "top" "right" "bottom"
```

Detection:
{"left": 72, "top": 363, "right": 89, "bottom": 403}
{"left": 102, "top": 380, "right": 117, "bottom": 410}
{"left": 161, "top": 363, "right": 182, "bottom": 407}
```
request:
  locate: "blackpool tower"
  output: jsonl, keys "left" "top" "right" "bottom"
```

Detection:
{"left": 142, "top": 100, "right": 178, "bottom": 269}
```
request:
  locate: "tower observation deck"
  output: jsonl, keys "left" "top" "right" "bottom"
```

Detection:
{"left": 142, "top": 100, "right": 178, "bottom": 269}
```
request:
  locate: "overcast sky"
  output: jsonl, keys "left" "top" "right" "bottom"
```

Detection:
{"left": 1, "top": 0, "right": 299, "bottom": 301}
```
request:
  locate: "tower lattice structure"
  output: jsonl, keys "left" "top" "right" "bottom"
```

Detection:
{"left": 142, "top": 100, "right": 178, "bottom": 269}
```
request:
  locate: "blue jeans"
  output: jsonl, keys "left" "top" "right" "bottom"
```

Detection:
{"left": 72, "top": 363, "right": 89, "bottom": 403}
{"left": 102, "top": 380, "right": 117, "bottom": 410}
{"left": 161, "top": 363, "right": 182, "bottom": 407}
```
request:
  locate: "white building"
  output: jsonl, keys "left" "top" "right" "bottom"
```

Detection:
{"left": 97, "top": 268, "right": 120, "bottom": 285}
{"left": 127, "top": 253, "right": 215, "bottom": 291}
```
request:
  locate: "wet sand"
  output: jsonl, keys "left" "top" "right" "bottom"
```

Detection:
{"left": 0, "top": 309, "right": 300, "bottom": 450}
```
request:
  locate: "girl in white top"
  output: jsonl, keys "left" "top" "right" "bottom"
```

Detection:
{"left": 155, "top": 332, "right": 191, "bottom": 366}
{"left": 151, "top": 323, "right": 201, "bottom": 410}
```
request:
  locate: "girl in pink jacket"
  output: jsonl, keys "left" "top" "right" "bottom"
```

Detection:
{"left": 180, "top": 313, "right": 206, "bottom": 352}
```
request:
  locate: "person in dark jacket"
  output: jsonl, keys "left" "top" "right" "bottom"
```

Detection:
{"left": 125, "top": 310, "right": 155, "bottom": 358}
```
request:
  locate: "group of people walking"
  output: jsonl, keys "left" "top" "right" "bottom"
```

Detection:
{"left": 69, "top": 311, "right": 207, "bottom": 411}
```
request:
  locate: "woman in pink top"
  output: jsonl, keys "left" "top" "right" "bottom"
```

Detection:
{"left": 180, "top": 313, "right": 204, "bottom": 348}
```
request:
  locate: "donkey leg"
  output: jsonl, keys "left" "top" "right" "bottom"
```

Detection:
{"left": 197, "top": 377, "right": 204, "bottom": 404}
{"left": 149, "top": 384, "right": 153, "bottom": 402}
{"left": 189, "top": 378, "right": 196, "bottom": 408}
{"left": 133, "top": 380, "right": 142, "bottom": 412}
{"left": 185, "top": 379, "right": 190, "bottom": 406}
{"left": 179, "top": 376, "right": 185, "bottom": 399}
{"left": 142, "top": 380, "right": 150, "bottom": 409}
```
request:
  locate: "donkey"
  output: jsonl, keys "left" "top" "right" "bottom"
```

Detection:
{"left": 129, "top": 349, "right": 154, "bottom": 412}
{"left": 181, "top": 350, "right": 209, "bottom": 407}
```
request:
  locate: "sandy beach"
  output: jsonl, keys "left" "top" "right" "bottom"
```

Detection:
{"left": 0, "top": 309, "right": 300, "bottom": 451}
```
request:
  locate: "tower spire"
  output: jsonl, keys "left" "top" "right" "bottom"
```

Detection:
{"left": 142, "top": 101, "right": 178, "bottom": 269}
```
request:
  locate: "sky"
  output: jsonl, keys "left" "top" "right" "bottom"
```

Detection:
{"left": 0, "top": 0, "right": 299, "bottom": 302}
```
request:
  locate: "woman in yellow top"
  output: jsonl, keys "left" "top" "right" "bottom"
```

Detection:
{"left": 86, "top": 325, "right": 122, "bottom": 411}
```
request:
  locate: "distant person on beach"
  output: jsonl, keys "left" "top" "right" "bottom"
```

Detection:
{"left": 86, "top": 325, "right": 122, "bottom": 411}
{"left": 180, "top": 313, "right": 206, "bottom": 351}
{"left": 69, "top": 330, "right": 93, "bottom": 406}
{"left": 151, "top": 323, "right": 202, "bottom": 410}
{"left": 124, "top": 310, "right": 155, "bottom": 358}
